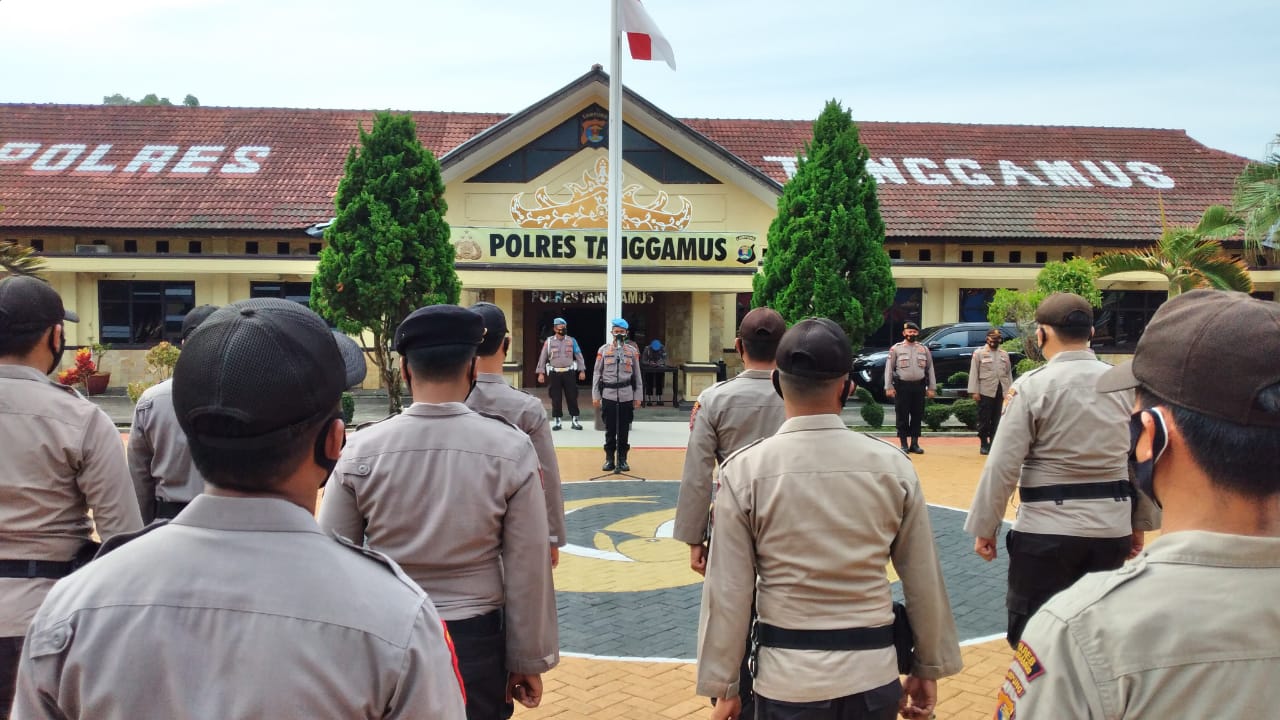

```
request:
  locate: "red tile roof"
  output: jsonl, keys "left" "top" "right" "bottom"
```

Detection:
{"left": 0, "top": 104, "right": 1250, "bottom": 241}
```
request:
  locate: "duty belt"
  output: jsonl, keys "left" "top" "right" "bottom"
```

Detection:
{"left": 549, "top": 367, "right": 574, "bottom": 373}
{"left": 755, "top": 622, "right": 894, "bottom": 651}
{"left": 600, "top": 380, "right": 631, "bottom": 389}
{"left": 1019, "top": 480, "right": 1134, "bottom": 504}
{"left": 0, "top": 559, "right": 77, "bottom": 579}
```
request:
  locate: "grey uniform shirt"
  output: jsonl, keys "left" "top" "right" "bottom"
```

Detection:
{"left": 536, "top": 335, "right": 585, "bottom": 371}
{"left": 966, "top": 346, "right": 1013, "bottom": 399}
{"left": 466, "top": 372, "right": 567, "bottom": 546}
{"left": 964, "top": 350, "right": 1161, "bottom": 540}
{"left": 697, "top": 415, "right": 963, "bottom": 703}
{"left": 11, "top": 495, "right": 467, "bottom": 720}
{"left": 673, "top": 369, "right": 785, "bottom": 545}
{"left": 318, "top": 402, "right": 559, "bottom": 675}
{"left": 0, "top": 364, "right": 142, "bottom": 637}
{"left": 885, "top": 341, "right": 936, "bottom": 390}
{"left": 591, "top": 341, "right": 643, "bottom": 403}
{"left": 127, "top": 378, "right": 206, "bottom": 522}
{"left": 998, "top": 531, "right": 1280, "bottom": 719}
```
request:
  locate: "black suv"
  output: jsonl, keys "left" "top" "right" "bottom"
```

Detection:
{"left": 853, "top": 322, "right": 1022, "bottom": 402}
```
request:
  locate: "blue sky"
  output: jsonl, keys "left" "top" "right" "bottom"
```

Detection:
{"left": 2, "top": 0, "right": 1276, "bottom": 159}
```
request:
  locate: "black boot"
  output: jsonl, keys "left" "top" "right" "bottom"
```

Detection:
{"left": 617, "top": 449, "right": 630, "bottom": 472}
{"left": 552, "top": 417, "right": 562, "bottom": 431}
{"left": 979, "top": 437, "right": 991, "bottom": 455}
{"left": 900, "top": 437, "right": 910, "bottom": 452}
{"left": 602, "top": 450, "right": 615, "bottom": 472}
{"left": 909, "top": 439, "right": 925, "bottom": 454}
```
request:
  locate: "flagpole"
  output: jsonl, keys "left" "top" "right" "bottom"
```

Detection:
{"left": 606, "top": 0, "right": 623, "bottom": 337}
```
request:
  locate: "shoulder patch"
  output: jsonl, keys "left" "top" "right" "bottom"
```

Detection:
{"left": 1013, "top": 641, "right": 1045, "bottom": 682}
{"left": 688, "top": 401, "right": 702, "bottom": 430}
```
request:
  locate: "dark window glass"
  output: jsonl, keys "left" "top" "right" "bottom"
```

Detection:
{"left": 918, "top": 249, "right": 932, "bottom": 261}
{"left": 1063, "top": 251, "right": 1075, "bottom": 261}
{"left": 156, "top": 240, "right": 170, "bottom": 254}
{"left": 982, "top": 250, "right": 995, "bottom": 263}
{"left": 864, "top": 288, "right": 924, "bottom": 348}
{"left": 1252, "top": 291, "right": 1275, "bottom": 301}
{"left": 188, "top": 241, "right": 202, "bottom": 254}
{"left": 309, "top": 242, "right": 322, "bottom": 255}
{"left": 959, "top": 288, "right": 996, "bottom": 322}
{"left": 968, "top": 330, "right": 994, "bottom": 345}
{"left": 1035, "top": 251, "right": 1048, "bottom": 263}
{"left": 245, "top": 241, "right": 259, "bottom": 255}
{"left": 97, "top": 280, "right": 195, "bottom": 346}
{"left": 961, "top": 250, "right": 974, "bottom": 263}
{"left": 124, "top": 240, "right": 138, "bottom": 253}
{"left": 932, "top": 331, "right": 968, "bottom": 349}
{"left": 276, "top": 242, "right": 290, "bottom": 255}
{"left": 30, "top": 239, "right": 44, "bottom": 252}
{"left": 251, "top": 281, "right": 313, "bottom": 307}
{"left": 888, "top": 249, "right": 901, "bottom": 259}
{"left": 1010, "top": 251, "right": 1022, "bottom": 263}
{"left": 1092, "top": 290, "right": 1165, "bottom": 353}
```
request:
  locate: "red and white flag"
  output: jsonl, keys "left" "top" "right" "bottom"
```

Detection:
{"left": 618, "top": 0, "right": 676, "bottom": 70}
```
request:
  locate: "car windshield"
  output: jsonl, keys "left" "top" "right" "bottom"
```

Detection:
{"left": 919, "top": 325, "right": 947, "bottom": 341}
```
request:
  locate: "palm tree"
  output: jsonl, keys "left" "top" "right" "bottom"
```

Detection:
{"left": 1233, "top": 135, "right": 1280, "bottom": 262}
{"left": 1094, "top": 205, "right": 1252, "bottom": 297}
{"left": 0, "top": 240, "right": 46, "bottom": 278}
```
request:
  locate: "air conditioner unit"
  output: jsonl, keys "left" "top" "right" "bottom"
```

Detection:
{"left": 75, "top": 244, "right": 111, "bottom": 255}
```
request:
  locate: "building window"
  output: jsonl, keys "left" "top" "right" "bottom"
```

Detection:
{"left": 1063, "top": 251, "right": 1075, "bottom": 261}
{"left": 982, "top": 250, "right": 995, "bottom": 263}
{"left": 1035, "top": 251, "right": 1048, "bottom": 264}
{"left": 918, "top": 249, "right": 931, "bottom": 262}
{"left": 961, "top": 250, "right": 974, "bottom": 263}
{"left": 156, "top": 240, "right": 170, "bottom": 254}
{"left": 864, "top": 288, "right": 924, "bottom": 348}
{"left": 245, "top": 241, "right": 259, "bottom": 255}
{"left": 124, "top": 240, "right": 138, "bottom": 253}
{"left": 188, "top": 241, "right": 202, "bottom": 254}
{"left": 98, "top": 281, "right": 195, "bottom": 346}
{"left": 276, "top": 242, "right": 290, "bottom": 255}
{"left": 1009, "top": 251, "right": 1022, "bottom": 263}
{"left": 250, "top": 281, "right": 313, "bottom": 307}
{"left": 309, "top": 242, "right": 322, "bottom": 255}
{"left": 888, "top": 249, "right": 901, "bottom": 260}
{"left": 1252, "top": 291, "right": 1275, "bottom": 301}
{"left": 959, "top": 288, "right": 997, "bottom": 322}
{"left": 1093, "top": 290, "right": 1165, "bottom": 353}
{"left": 30, "top": 239, "right": 44, "bottom": 252}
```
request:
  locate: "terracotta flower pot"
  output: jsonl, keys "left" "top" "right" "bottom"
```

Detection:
{"left": 86, "top": 372, "right": 111, "bottom": 396}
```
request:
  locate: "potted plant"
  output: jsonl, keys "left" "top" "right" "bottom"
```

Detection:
{"left": 56, "top": 347, "right": 98, "bottom": 395}
{"left": 86, "top": 340, "right": 112, "bottom": 395}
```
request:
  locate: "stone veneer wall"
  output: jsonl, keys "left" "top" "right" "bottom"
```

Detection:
{"left": 663, "top": 292, "right": 692, "bottom": 366}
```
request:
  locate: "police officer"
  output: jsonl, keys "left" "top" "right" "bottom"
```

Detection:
{"left": 885, "top": 321, "right": 935, "bottom": 454}
{"left": 0, "top": 275, "right": 142, "bottom": 716}
{"left": 319, "top": 304, "right": 558, "bottom": 720}
{"left": 466, "top": 302, "right": 567, "bottom": 569}
{"left": 697, "top": 318, "right": 962, "bottom": 720}
{"left": 965, "top": 293, "right": 1160, "bottom": 649}
{"left": 674, "top": 307, "right": 787, "bottom": 719}
{"left": 967, "top": 327, "right": 1013, "bottom": 455}
{"left": 997, "top": 290, "right": 1280, "bottom": 718}
{"left": 11, "top": 298, "right": 466, "bottom": 719}
{"left": 127, "top": 304, "right": 218, "bottom": 522}
{"left": 535, "top": 317, "right": 586, "bottom": 430}
{"left": 591, "top": 317, "right": 643, "bottom": 472}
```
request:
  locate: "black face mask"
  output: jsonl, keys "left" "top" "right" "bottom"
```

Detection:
{"left": 1128, "top": 408, "right": 1169, "bottom": 507}
{"left": 46, "top": 325, "right": 66, "bottom": 375}
{"left": 555, "top": 328, "right": 565, "bottom": 335}
{"left": 313, "top": 415, "right": 345, "bottom": 485}
{"left": 987, "top": 338, "right": 1000, "bottom": 348}
{"left": 904, "top": 335, "right": 917, "bottom": 343}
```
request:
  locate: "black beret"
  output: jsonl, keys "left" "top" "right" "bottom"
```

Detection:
{"left": 395, "top": 304, "right": 485, "bottom": 353}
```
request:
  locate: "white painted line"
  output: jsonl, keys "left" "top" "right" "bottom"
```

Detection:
{"left": 562, "top": 651, "right": 694, "bottom": 664}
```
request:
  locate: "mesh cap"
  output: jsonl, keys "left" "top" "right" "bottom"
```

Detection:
{"left": 777, "top": 318, "right": 852, "bottom": 379}
{"left": 173, "top": 299, "right": 351, "bottom": 449}
{"left": 0, "top": 275, "right": 79, "bottom": 334}
{"left": 331, "top": 331, "right": 368, "bottom": 388}
{"left": 738, "top": 307, "right": 786, "bottom": 339}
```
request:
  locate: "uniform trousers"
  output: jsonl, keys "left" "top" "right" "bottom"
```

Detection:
{"left": 1005, "top": 529, "right": 1131, "bottom": 648}
{"left": 547, "top": 371, "right": 579, "bottom": 419}
{"left": 448, "top": 611, "right": 513, "bottom": 720}
{"left": 893, "top": 380, "right": 927, "bottom": 440}
{"left": 1, "top": 635, "right": 21, "bottom": 720}
{"left": 643, "top": 369, "right": 665, "bottom": 401}
{"left": 601, "top": 398, "right": 634, "bottom": 454}
{"left": 976, "top": 388, "right": 1004, "bottom": 442}
{"left": 756, "top": 679, "right": 902, "bottom": 720}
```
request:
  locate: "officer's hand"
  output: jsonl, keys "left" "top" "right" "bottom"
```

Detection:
{"left": 592, "top": 399, "right": 601, "bottom": 409}
{"left": 900, "top": 676, "right": 937, "bottom": 719}
{"left": 926, "top": 388, "right": 935, "bottom": 399}
{"left": 550, "top": 545, "right": 560, "bottom": 569}
{"left": 507, "top": 673, "right": 542, "bottom": 708}
{"left": 689, "top": 543, "right": 708, "bottom": 576}
{"left": 633, "top": 398, "right": 642, "bottom": 409}
{"left": 886, "top": 388, "right": 896, "bottom": 399}
{"left": 578, "top": 371, "right": 586, "bottom": 381}
{"left": 710, "top": 695, "right": 741, "bottom": 720}
{"left": 537, "top": 373, "right": 546, "bottom": 385}
{"left": 971, "top": 393, "right": 981, "bottom": 402}
{"left": 1128, "top": 530, "right": 1146, "bottom": 559}
{"left": 974, "top": 536, "right": 997, "bottom": 561}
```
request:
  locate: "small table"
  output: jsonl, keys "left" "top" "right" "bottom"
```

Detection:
{"left": 643, "top": 366, "right": 681, "bottom": 408}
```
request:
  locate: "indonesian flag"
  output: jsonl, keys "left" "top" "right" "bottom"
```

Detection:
{"left": 619, "top": 0, "right": 676, "bottom": 70}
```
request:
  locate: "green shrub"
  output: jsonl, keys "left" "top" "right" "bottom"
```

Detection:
{"left": 126, "top": 381, "right": 153, "bottom": 404}
{"left": 1015, "top": 358, "right": 1045, "bottom": 376}
{"left": 854, "top": 386, "right": 875, "bottom": 404}
{"left": 341, "top": 392, "right": 356, "bottom": 424}
{"left": 860, "top": 401, "right": 884, "bottom": 428}
{"left": 924, "top": 403, "right": 952, "bottom": 431}
{"left": 951, "top": 398, "right": 979, "bottom": 430}
{"left": 946, "top": 371, "right": 969, "bottom": 388}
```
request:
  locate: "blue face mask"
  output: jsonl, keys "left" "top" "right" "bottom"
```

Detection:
{"left": 1129, "top": 408, "right": 1169, "bottom": 507}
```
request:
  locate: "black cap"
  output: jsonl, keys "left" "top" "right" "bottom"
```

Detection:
{"left": 180, "top": 305, "right": 219, "bottom": 342}
{"left": 777, "top": 318, "right": 853, "bottom": 379}
{"left": 469, "top": 302, "right": 508, "bottom": 356}
{"left": 173, "top": 299, "right": 355, "bottom": 449}
{"left": 331, "top": 331, "right": 368, "bottom": 388}
{"left": 0, "top": 275, "right": 79, "bottom": 334}
{"left": 1036, "top": 292, "right": 1093, "bottom": 328}
{"left": 395, "top": 304, "right": 485, "bottom": 353}
{"left": 738, "top": 307, "right": 786, "bottom": 339}
{"left": 1098, "top": 290, "right": 1280, "bottom": 427}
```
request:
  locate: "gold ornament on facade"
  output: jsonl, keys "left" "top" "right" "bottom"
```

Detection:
{"left": 509, "top": 157, "right": 693, "bottom": 231}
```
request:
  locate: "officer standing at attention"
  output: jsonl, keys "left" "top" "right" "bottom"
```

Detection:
{"left": 127, "top": 304, "right": 218, "bottom": 522}
{"left": 697, "top": 318, "right": 962, "bottom": 720}
{"left": 997, "top": 290, "right": 1280, "bottom": 718}
{"left": 466, "top": 302, "right": 567, "bottom": 569}
{"left": 674, "top": 306, "right": 787, "bottom": 719}
{"left": 592, "top": 317, "right": 643, "bottom": 472}
{"left": 0, "top": 275, "right": 141, "bottom": 717}
{"left": 964, "top": 293, "right": 1160, "bottom": 649}
{"left": 319, "top": 304, "right": 558, "bottom": 720}
{"left": 535, "top": 317, "right": 586, "bottom": 430}
{"left": 885, "top": 321, "right": 935, "bottom": 454}
{"left": 967, "top": 327, "right": 1013, "bottom": 455}
{"left": 11, "top": 298, "right": 466, "bottom": 719}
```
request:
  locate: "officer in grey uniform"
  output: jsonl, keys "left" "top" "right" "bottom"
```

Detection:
{"left": 697, "top": 318, "right": 962, "bottom": 720}
{"left": 0, "top": 276, "right": 142, "bottom": 717}
{"left": 591, "top": 317, "right": 643, "bottom": 472}
{"left": 965, "top": 293, "right": 1160, "bottom": 649}
{"left": 127, "top": 304, "right": 218, "bottom": 522}
{"left": 997, "top": 290, "right": 1280, "bottom": 719}
{"left": 10, "top": 298, "right": 466, "bottom": 720}
{"left": 319, "top": 304, "right": 558, "bottom": 720}
{"left": 466, "top": 302, "right": 567, "bottom": 569}
{"left": 884, "top": 321, "right": 935, "bottom": 454}
{"left": 967, "top": 327, "right": 1013, "bottom": 455}
{"left": 535, "top": 317, "right": 586, "bottom": 430}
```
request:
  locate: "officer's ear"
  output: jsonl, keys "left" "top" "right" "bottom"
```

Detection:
{"left": 734, "top": 337, "right": 744, "bottom": 356}
{"left": 399, "top": 356, "right": 412, "bottom": 386}
{"left": 502, "top": 336, "right": 511, "bottom": 356}
{"left": 771, "top": 369, "right": 784, "bottom": 399}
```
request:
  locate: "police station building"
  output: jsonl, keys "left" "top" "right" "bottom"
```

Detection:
{"left": 1, "top": 67, "right": 1269, "bottom": 396}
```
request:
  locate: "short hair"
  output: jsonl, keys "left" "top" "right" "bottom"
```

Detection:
{"left": 1138, "top": 385, "right": 1280, "bottom": 498}
{"left": 1047, "top": 322, "right": 1091, "bottom": 343}
{"left": 778, "top": 372, "right": 845, "bottom": 403}
{"left": 188, "top": 411, "right": 333, "bottom": 492}
{"left": 740, "top": 337, "right": 779, "bottom": 363}
{"left": 405, "top": 344, "right": 476, "bottom": 382}
{"left": 0, "top": 326, "right": 48, "bottom": 358}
